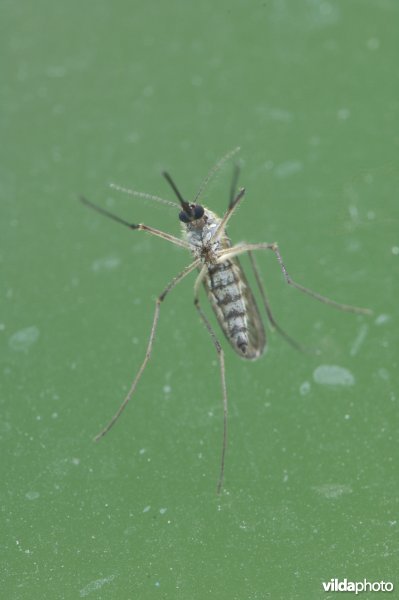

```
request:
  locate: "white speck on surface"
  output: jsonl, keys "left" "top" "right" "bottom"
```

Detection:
{"left": 143, "top": 505, "right": 151, "bottom": 513}
{"left": 274, "top": 160, "right": 303, "bottom": 178}
{"left": 350, "top": 324, "right": 369, "bottom": 356}
{"left": 9, "top": 326, "right": 40, "bottom": 351}
{"left": 46, "top": 65, "right": 67, "bottom": 78}
{"left": 191, "top": 75, "right": 203, "bottom": 86}
{"left": 269, "top": 107, "right": 293, "bottom": 122}
{"left": 313, "top": 365, "right": 355, "bottom": 387}
{"left": 79, "top": 575, "right": 115, "bottom": 597}
{"left": 375, "top": 314, "right": 390, "bottom": 325}
{"left": 126, "top": 131, "right": 140, "bottom": 144}
{"left": 337, "top": 108, "right": 350, "bottom": 120}
{"left": 71, "top": 457, "right": 80, "bottom": 466}
{"left": 348, "top": 204, "right": 358, "bottom": 221}
{"left": 367, "top": 37, "right": 380, "bottom": 50}
{"left": 163, "top": 384, "right": 171, "bottom": 394}
{"left": 346, "top": 239, "right": 361, "bottom": 253}
{"left": 263, "top": 160, "right": 274, "bottom": 171}
{"left": 159, "top": 508, "right": 167, "bottom": 515}
{"left": 378, "top": 368, "right": 389, "bottom": 381}
{"left": 364, "top": 173, "right": 373, "bottom": 184}
{"left": 139, "top": 448, "right": 146, "bottom": 455}
{"left": 299, "top": 381, "right": 311, "bottom": 396}
{"left": 0, "top": 421, "right": 11, "bottom": 434}
{"left": 391, "top": 246, "right": 399, "bottom": 256}
{"left": 143, "top": 86, "right": 154, "bottom": 97}
{"left": 25, "top": 491, "right": 40, "bottom": 501}
{"left": 309, "top": 135, "right": 320, "bottom": 146}
{"left": 313, "top": 483, "right": 352, "bottom": 499}
{"left": 91, "top": 256, "right": 120, "bottom": 272}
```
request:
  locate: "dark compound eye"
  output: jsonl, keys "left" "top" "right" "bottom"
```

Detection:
{"left": 193, "top": 204, "right": 204, "bottom": 219}
{"left": 179, "top": 204, "right": 204, "bottom": 223}
{"left": 179, "top": 210, "right": 190, "bottom": 223}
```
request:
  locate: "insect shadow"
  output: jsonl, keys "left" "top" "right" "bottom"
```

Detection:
{"left": 81, "top": 148, "right": 371, "bottom": 494}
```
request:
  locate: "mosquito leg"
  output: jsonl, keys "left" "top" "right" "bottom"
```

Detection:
{"left": 80, "top": 196, "right": 190, "bottom": 251}
{"left": 193, "top": 267, "right": 228, "bottom": 493}
{"left": 193, "top": 292, "right": 228, "bottom": 495}
{"left": 193, "top": 264, "right": 208, "bottom": 298}
{"left": 94, "top": 258, "right": 201, "bottom": 442}
{"left": 212, "top": 188, "right": 246, "bottom": 244}
{"left": 218, "top": 242, "right": 372, "bottom": 315}
{"left": 247, "top": 250, "right": 310, "bottom": 352}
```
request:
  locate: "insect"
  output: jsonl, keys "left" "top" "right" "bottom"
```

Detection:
{"left": 81, "top": 148, "right": 371, "bottom": 493}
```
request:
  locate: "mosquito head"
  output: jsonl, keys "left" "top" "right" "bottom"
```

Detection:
{"left": 178, "top": 203, "right": 205, "bottom": 223}
{"left": 162, "top": 171, "right": 205, "bottom": 224}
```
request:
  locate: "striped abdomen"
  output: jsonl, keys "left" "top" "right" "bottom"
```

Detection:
{"left": 203, "top": 257, "right": 266, "bottom": 360}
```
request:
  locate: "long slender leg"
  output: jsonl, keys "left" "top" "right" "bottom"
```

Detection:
{"left": 80, "top": 196, "right": 190, "bottom": 250}
{"left": 218, "top": 242, "right": 372, "bottom": 315}
{"left": 247, "top": 250, "right": 310, "bottom": 352}
{"left": 228, "top": 168, "right": 309, "bottom": 348}
{"left": 212, "top": 187, "right": 246, "bottom": 243}
{"left": 94, "top": 258, "right": 201, "bottom": 442}
{"left": 193, "top": 264, "right": 208, "bottom": 298}
{"left": 193, "top": 292, "right": 228, "bottom": 495}
{"left": 194, "top": 267, "right": 228, "bottom": 493}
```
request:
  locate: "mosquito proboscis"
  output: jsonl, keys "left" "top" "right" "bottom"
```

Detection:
{"left": 81, "top": 148, "right": 371, "bottom": 493}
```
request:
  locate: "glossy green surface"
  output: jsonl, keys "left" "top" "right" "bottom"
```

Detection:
{"left": 2, "top": 1, "right": 398, "bottom": 598}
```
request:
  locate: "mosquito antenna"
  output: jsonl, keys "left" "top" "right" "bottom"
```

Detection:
{"left": 109, "top": 182, "right": 179, "bottom": 209}
{"left": 162, "top": 171, "right": 191, "bottom": 212}
{"left": 80, "top": 196, "right": 138, "bottom": 229}
{"left": 193, "top": 146, "right": 241, "bottom": 204}
{"left": 229, "top": 163, "right": 241, "bottom": 209}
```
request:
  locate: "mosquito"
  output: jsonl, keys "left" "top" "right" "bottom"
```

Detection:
{"left": 80, "top": 147, "right": 371, "bottom": 493}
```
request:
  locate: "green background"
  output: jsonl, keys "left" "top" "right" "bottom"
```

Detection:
{"left": 2, "top": 1, "right": 398, "bottom": 598}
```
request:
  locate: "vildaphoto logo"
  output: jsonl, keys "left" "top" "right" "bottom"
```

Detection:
{"left": 322, "top": 579, "right": 394, "bottom": 594}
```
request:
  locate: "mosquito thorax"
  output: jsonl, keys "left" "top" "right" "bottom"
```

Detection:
{"left": 180, "top": 207, "right": 224, "bottom": 265}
